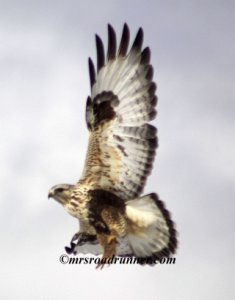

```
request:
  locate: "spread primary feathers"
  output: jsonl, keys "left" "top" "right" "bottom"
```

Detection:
{"left": 48, "top": 24, "right": 177, "bottom": 268}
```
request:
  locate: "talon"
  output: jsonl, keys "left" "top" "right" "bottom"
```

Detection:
{"left": 65, "top": 246, "right": 73, "bottom": 254}
{"left": 65, "top": 240, "right": 77, "bottom": 254}
{"left": 96, "top": 262, "right": 104, "bottom": 270}
{"left": 96, "top": 256, "right": 111, "bottom": 270}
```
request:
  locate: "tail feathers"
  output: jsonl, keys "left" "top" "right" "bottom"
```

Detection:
{"left": 125, "top": 193, "right": 177, "bottom": 258}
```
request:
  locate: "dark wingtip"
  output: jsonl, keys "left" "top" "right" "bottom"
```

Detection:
{"left": 148, "top": 82, "right": 157, "bottom": 96}
{"left": 107, "top": 24, "right": 116, "bottom": 61}
{"left": 140, "top": 47, "right": 151, "bottom": 65}
{"left": 88, "top": 57, "right": 96, "bottom": 89}
{"left": 151, "top": 95, "right": 158, "bottom": 107}
{"left": 131, "top": 27, "right": 144, "bottom": 52}
{"left": 118, "top": 23, "right": 130, "bottom": 57}
{"left": 95, "top": 34, "right": 105, "bottom": 71}
{"left": 145, "top": 65, "right": 154, "bottom": 81}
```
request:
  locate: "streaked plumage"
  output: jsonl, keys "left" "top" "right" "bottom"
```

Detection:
{"left": 49, "top": 24, "right": 177, "bottom": 268}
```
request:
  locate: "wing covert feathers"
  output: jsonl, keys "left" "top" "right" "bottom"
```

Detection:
{"left": 83, "top": 24, "right": 158, "bottom": 200}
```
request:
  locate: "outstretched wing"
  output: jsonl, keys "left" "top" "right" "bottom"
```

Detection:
{"left": 81, "top": 24, "right": 158, "bottom": 200}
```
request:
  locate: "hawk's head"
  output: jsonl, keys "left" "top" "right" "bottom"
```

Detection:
{"left": 48, "top": 184, "right": 75, "bottom": 206}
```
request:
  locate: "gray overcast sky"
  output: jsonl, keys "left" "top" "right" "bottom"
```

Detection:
{"left": 0, "top": 0, "right": 234, "bottom": 299}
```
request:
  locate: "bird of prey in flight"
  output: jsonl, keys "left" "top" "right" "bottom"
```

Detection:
{"left": 48, "top": 24, "right": 177, "bottom": 268}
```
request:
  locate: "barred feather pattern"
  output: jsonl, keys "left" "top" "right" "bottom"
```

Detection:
{"left": 81, "top": 24, "right": 158, "bottom": 200}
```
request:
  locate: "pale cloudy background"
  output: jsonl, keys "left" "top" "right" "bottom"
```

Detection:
{"left": 0, "top": 0, "right": 234, "bottom": 299}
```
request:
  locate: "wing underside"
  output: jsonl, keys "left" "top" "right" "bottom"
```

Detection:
{"left": 81, "top": 24, "right": 158, "bottom": 201}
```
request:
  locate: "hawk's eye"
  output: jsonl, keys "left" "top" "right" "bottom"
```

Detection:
{"left": 56, "top": 188, "right": 64, "bottom": 193}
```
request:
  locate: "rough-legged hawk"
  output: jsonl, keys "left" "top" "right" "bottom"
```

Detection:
{"left": 49, "top": 24, "right": 177, "bottom": 268}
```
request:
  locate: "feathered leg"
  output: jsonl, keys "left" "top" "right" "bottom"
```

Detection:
{"left": 96, "top": 233, "right": 117, "bottom": 269}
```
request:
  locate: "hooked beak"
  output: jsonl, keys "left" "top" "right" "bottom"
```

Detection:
{"left": 48, "top": 191, "right": 54, "bottom": 199}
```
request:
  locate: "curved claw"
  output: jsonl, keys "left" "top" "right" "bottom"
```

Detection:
{"left": 65, "top": 246, "right": 73, "bottom": 254}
